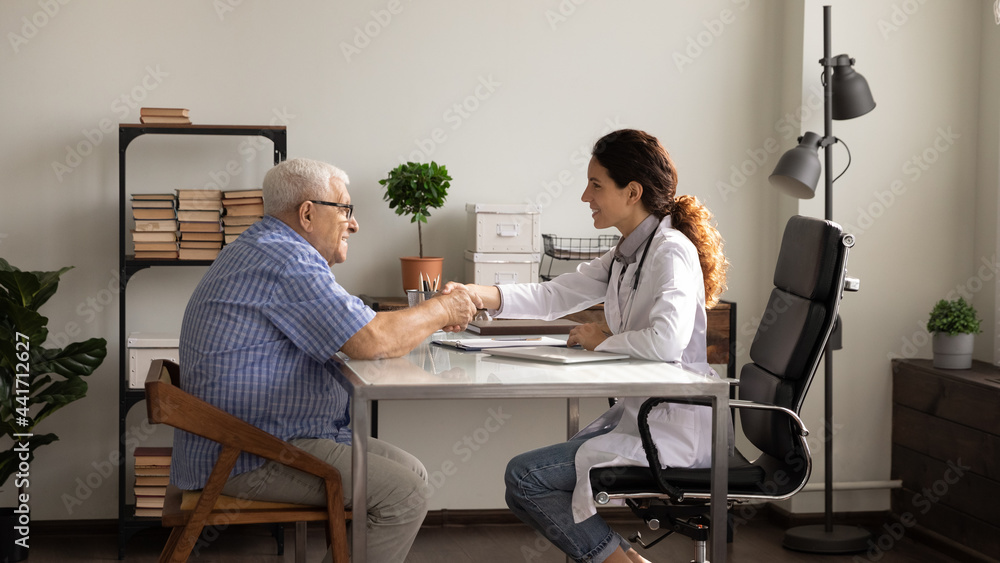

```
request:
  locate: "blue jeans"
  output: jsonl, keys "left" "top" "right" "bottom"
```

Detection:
{"left": 505, "top": 437, "right": 630, "bottom": 563}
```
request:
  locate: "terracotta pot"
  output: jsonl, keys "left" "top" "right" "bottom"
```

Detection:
{"left": 400, "top": 257, "right": 444, "bottom": 292}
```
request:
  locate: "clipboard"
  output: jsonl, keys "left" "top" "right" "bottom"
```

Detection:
{"left": 433, "top": 336, "right": 568, "bottom": 351}
{"left": 465, "top": 319, "right": 580, "bottom": 335}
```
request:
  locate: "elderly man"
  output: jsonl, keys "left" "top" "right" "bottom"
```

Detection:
{"left": 172, "top": 158, "right": 479, "bottom": 561}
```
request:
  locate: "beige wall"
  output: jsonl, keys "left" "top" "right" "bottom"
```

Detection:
{"left": 0, "top": 0, "right": 995, "bottom": 520}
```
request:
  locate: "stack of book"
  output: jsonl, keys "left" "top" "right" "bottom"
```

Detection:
{"left": 176, "top": 189, "right": 223, "bottom": 260}
{"left": 222, "top": 188, "right": 265, "bottom": 244}
{"left": 131, "top": 194, "right": 178, "bottom": 259}
{"left": 133, "top": 446, "right": 172, "bottom": 518}
{"left": 139, "top": 107, "right": 191, "bottom": 125}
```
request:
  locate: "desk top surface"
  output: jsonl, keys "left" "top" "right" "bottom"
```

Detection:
{"left": 333, "top": 332, "right": 726, "bottom": 401}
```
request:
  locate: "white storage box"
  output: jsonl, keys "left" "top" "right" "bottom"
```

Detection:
{"left": 465, "top": 251, "right": 540, "bottom": 285}
{"left": 466, "top": 203, "right": 541, "bottom": 253}
{"left": 127, "top": 332, "right": 179, "bottom": 389}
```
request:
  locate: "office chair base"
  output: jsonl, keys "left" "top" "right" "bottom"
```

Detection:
{"left": 629, "top": 513, "right": 712, "bottom": 563}
{"left": 628, "top": 530, "right": 673, "bottom": 550}
{"left": 783, "top": 524, "right": 870, "bottom": 554}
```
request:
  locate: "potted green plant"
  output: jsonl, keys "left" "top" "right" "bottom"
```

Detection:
{"left": 926, "top": 297, "right": 981, "bottom": 369}
{"left": 379, "top": 161, "right": 452, "bottom": 292}
{"left": 0, "top": 258, "right": 107, "bottom": 561}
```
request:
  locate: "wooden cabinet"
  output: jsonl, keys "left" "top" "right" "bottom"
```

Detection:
{"left": 890, "top": 359, "right": 1000, "bottom": 561}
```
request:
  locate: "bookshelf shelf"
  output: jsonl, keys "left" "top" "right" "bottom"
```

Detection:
{"left": 117, "top": 124, "right": 286, "bottom": 558}
{"left": 123, "top": 258, "right": 215, "bottom": 280}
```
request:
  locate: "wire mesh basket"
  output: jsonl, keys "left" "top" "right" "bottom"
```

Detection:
{"left": 539, "top": 234, "right": 620, "bottom": 280}
{"left": 542, "top": 234, "right": 620, "bottom": 260}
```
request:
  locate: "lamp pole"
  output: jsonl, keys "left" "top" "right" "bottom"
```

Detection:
{"left": 823, "top": 5, "right": 834, "bottom": 225}
{"left": 822, "top": 3, "right": 836, "bottom": 536}
{"left": 781, "top": 5, "right": 871, "bottom": 553}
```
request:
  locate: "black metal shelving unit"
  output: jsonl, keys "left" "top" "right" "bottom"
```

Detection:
{"left": 117, "top": 124, "right": 286, "bottom": 558}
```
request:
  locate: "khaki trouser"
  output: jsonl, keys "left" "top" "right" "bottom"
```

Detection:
{"left": 223, "top": 437, "right": 429, "bottom": 563}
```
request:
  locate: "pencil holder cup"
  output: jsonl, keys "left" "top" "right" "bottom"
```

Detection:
{"left": 407, "top": 290, "right": 436, "bottom": 307}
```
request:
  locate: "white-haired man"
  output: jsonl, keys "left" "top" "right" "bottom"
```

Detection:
{"left": 172, "top": 158, "right": 480, "bottom": 561}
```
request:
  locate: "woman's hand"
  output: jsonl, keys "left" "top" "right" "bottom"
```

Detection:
{"left": 566, "top": 322, "right": 610, "bottom": 351}
{"left": 441, "top": 281, "right": 501, "bottom": 311}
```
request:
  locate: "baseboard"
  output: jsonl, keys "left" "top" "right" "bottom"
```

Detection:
{"left": 25, "top": 505, "right": 880, "bottom": 533}
{"left": 421, "top": 508, "right": 518, "bottom": 527}
{"left": 421, "top": 506, "right": 634, "bottom": 527}
{"left": 32, "top": 506, "right": 996, "bottom": 562}
{"left": 28, "top": 507, "right": 635, "bottom": 536}
{"left": 762, "top": 502, "right": 889, "bottom": 528}
{"left": 31, "top": 518, "right": 120, "bottom": 535}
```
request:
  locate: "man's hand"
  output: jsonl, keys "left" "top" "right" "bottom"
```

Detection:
{"left": 429, "top": 284, "right": 481, "bottom": 331}
{"left": 342, "top": 284, "right": 484, "bottom": 359}
{"left": 441, "top": 281, "right": 501, "bottom": 311}
{"left": 566, "top": 322, "right": 609, "bottom": 351}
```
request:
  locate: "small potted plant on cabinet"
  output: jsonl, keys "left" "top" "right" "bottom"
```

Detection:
{"left": 379, "top": 161, "right": 452, "bottom": 292}
{"left": 926, "top": 297, "right": 981, "bottom": 369}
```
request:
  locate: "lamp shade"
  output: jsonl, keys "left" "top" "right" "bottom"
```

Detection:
{"left": 831, "top": 54, "right": 875, "bottom": 120}
{"left": 769, "top": 132, "right": 822, "bottom": 199}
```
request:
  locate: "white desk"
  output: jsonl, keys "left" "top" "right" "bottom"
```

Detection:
{"left": 332, "top": 334, "right": 729, "bottom": 563}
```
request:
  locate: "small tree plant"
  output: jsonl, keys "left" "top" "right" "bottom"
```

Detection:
{"left": 379, "top": 161, "right": 452, "bottom": 258}
{"left": 926, "top": 297, "right": 982, "bottom": 336}
{"left": 0, "top": 258, "right": 107, "bottom": 487}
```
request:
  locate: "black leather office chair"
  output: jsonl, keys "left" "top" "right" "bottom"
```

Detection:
{"left": 590, "top": 215, "right": 857, "bottom": 563}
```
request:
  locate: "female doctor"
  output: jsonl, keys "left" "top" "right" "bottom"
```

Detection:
{"left": 450, "top": 129, "right": 728, "bottom": 563}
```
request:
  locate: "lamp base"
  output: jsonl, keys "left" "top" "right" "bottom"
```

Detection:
{"left": 782, "top": 524, "right": 870, "bottom": 554}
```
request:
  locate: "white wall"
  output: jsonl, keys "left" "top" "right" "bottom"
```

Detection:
{"left": 0, "top": 0, "right": 994, "bottom": 521}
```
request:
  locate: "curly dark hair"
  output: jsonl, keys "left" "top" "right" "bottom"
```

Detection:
{"left": 592, "top": 129, "right": 728, "bottom": 307}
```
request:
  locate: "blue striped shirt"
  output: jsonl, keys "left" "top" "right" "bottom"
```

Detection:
{"left": 171, "top": 215, "right": 376, "bottom": 490}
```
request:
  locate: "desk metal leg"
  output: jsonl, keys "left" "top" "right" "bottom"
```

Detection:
{"left": 566, "top": 397, "right": 579, "bottom": 438}
{"left": 352, "top": 396, "right": 370, "bottom": 562}
{"left": 710, "top": 393, "right": 728, "bottom": 563}
{"left": 565, "top": 398, "right": 580, "bottom": 563}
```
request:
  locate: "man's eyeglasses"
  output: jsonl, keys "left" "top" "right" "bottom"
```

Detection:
{"left": 310, "top": 200, "right": 354, "bottom": 220}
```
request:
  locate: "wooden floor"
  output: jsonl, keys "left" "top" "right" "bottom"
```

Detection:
{"left": 22, "top": 513, "right": 966, "bottom": 562}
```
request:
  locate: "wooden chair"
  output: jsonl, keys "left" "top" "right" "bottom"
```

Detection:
{"left": 144, "top": 359, "right": 351, "bottom": 563}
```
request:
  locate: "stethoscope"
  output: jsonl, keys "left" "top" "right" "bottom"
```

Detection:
{"left": 616, "top": 232, "right": 656, "bottom": 334}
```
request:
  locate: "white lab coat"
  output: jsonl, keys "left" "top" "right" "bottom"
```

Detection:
{"left": 497, "top": 216, "right": 723, "bottom": 522}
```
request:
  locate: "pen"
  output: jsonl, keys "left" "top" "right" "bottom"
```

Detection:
{"left": 491, "top": 337, "right": 542, "bottom": 341}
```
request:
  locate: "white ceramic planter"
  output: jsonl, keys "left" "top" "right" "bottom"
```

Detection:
{"left": 931, "top": 332, "right": 974, "bottom": 369}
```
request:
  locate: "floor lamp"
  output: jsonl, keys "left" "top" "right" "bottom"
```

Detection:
{"left": 767, "top": 5, "right": 875, "bottom": 554}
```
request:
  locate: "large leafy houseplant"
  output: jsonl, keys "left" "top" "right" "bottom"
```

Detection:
{"left": 379, "top": 161, "right": 452, "bottom": 258}
{"left": 0, "top": 258, "right": 107, "bottom": 487}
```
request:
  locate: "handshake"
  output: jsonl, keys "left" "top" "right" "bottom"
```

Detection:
{"left": 423, "top": 282, "right": 496, "bottom": 332}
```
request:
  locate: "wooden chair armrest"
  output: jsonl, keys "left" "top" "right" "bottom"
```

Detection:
{"left": 144, "top": 360, "right": 340, "bottom": 482}
{"left": 144, "top": 360, "right": 351, "bottom": 563}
